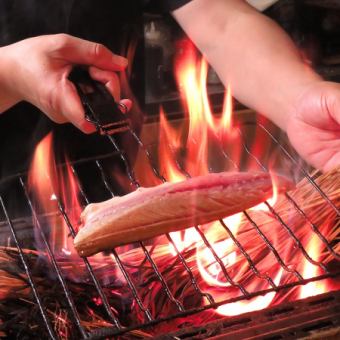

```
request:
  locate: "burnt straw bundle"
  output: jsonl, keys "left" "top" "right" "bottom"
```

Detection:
{"left": 0, "top": 169, "right": 339, "bottom": 338}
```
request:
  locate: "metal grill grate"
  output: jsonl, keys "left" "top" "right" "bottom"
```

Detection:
{"left": 0, "top": 116, "right": 339, "bottom": 339}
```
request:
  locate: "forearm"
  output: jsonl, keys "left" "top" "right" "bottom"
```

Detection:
{"left": 0, "top": 47, "right": 20, "bottom": 113}
{"left": 173, "top": 0, "right": 321, "bottom": 130}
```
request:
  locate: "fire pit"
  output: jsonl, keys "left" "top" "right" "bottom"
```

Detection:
{"left": 0, "top": 42, "right": 339, "bottom": 340}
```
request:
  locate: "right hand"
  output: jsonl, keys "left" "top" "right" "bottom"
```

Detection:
{"left": 287, "top": 81, "right": 340, "bottom": 172}
{"left": 0, "top": 34, "right": 131, "bottom": 133}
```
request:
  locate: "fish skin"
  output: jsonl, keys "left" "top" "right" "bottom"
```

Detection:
{"left": 74, "top": 172, "right": 294, "bottom": 257}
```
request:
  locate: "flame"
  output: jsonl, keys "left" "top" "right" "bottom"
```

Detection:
{"left": 216, "top": 268, "right": 283, "bottom": 316}
{"left": 162, "top": 39, "right": 292, "bottom": 317}
{"left": 300, "top": 234, "right": 327, "bottom": 298}
{"left": 26, "top": 38, "right": 334, "bottom": 321}
{"left": 159, "top": 107, "right": 186, "bottom": 183}
{"left": 252, "top": 169, "right": 279, "bottom": 211}
{"left": 28, "top": 132, "right": 82, "bottom": 257}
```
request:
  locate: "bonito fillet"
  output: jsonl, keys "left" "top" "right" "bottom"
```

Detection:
{"left": 74, "top": 172, "right": 293, "bottom": 256}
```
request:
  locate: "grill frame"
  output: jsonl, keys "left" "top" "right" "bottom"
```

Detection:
{"left": 0, "top": 113, "right": 339, "bottom": 339}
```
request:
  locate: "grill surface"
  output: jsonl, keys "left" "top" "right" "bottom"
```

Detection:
{"left": 0, "top": 113, "right": 339, "bottom": 339}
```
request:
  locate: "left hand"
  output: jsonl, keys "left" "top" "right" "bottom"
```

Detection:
{"left": 0, "top": 34, "right": 131, "bottom": 133}
{"left": 287, "top": 81, "right": 340, "bottom": 172}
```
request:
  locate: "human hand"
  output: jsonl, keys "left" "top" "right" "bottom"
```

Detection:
{"left": 0, "top": 34, "right": 131, "bottom": 133}
{"left": 287, "top": 81, "right": 340, "bottom": 172}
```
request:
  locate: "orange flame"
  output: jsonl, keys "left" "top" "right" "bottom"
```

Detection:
{"left": 28, "top": 132, "right": 82, "bottom": 257}
{"left": 300, "top": 235, "right": 327, "bottom": 298}
{"left": 216, "top": 268, "right": 283, "bottom": 316}
{"left": 162, "top": 39, "right": 290, "bottom": 316}
{"left": 251, "top": 169, "right": 279, "bottom": 211}
{"left": 27, "top": 38, "right": 334, "bottom": 319}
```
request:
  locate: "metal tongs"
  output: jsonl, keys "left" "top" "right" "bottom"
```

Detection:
{"left": 69, "top": 67, "right": 131, "bottom": 135}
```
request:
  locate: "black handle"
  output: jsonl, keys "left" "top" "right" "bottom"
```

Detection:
{"left": 69, "top": 67, "right": 130, "bottom": 135}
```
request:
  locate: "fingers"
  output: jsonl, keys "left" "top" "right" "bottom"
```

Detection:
{"left": 328, "top": 83, "right": 340, "bottom": 126}
{"left": 51, "top": 34, "right": 128, "bottom": 72}
{"left": 119, "top": 99, "right": 133, "bottom": 113}
{"left": 47, "top": 78, "right": 131, "bottom": 133}
{"left": 323, "top": 150, "right": 340, "bottom": 172}
{"left": 89, "top": 67, "right": 120, "bottom": 101}
{"left": 50, "top": 78, "right": 96, "bottom": 133}
{"left": 89, "top": 67, "right": 133, "bottom": 113}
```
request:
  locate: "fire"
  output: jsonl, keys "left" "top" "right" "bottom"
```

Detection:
{"left": 216, "top": 268, "right": 283, "bottom": 316}
{"left": 251, "top": 169, "right": 279, "bottom": 211}
{"left": 300, "top": 234, "right": 327, "bottom": 298}
{"left": 28, "top": 132, "right": 82, "bottom": 257}
{"left": 26, "top": 38, "right": 335, "bottom": 325}
{"left": 161, "top": 39, "right": 303, "bottom": 317}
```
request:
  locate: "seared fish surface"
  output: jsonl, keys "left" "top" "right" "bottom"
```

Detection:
{"left": 74, "top": 172, "right": 293, "bottom": 256}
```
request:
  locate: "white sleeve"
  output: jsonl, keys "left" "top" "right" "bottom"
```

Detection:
{"left": 246, "top": 0, "right": 279, "bottom": 11}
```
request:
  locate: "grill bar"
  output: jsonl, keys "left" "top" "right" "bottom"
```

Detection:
{"left": 219, "top": 219, "right": 278, "bottom": 288}
{"left": 140, "top": 241, "right": 185, "bottom": 311}
{"left": 0, "top": 196, "right": 57, "bottom": 340}
{"left": 111, "top": 248, "right": 154, "bottom": 321}
{"left": 1, "top": 114, "right": 338, "bottom": 338}
{"left": 243, "top": 210, "right": 304, "bottom": 280}
{"left": 19, "top": 177, "right": 87, "bottom": 338}
{"left": 265, "top": 201, "right": 328, "bottom": 272}
{"left": 257, "top": 123, "right": 340, "bottom": 216}
{"left": 94, "top": 152, "right": 186, "bottom": 313}
{"left": 194, "top": 225, "right": 249, "bottom": 295}
{"left": 44, "top": 173, "right": 121, "bottom": 329}
{"left": 88, "top": 271, "right": 340, "bottom": 339}
{"left": 166, "top": 233, "right": 216, "bottom": 304}
{"left": 239, "top": 127, "right": 339, "bottom": 260}
{"left": 76, "top": 161, "right": 154, "bottom": 322}
{"left": 285, "top": 192, "right": 340, "bottom": 260}
{"left": 93, "top": 158, "right": 177, "bottom": 318}
{"left": 235, "top": 127, "right": 329, "bottom": 271}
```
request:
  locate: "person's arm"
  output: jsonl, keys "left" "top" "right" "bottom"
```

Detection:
{"left": 173, "top": 0, "right": 340, "bottom": 171}
{"left": 0, "top": 53, "right": 20, "bottom": 113}
{"left": 173, "top": 0, "right": 319, "bottom": 130}
{"left": 0, "top": 34, "right": 131, "bottom": 133}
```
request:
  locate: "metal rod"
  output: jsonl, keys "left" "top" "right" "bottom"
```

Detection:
{"left": 87, "top": 271, "right": 340, "bottom": 339}
{"left": 264, "top": 201, "right": 329, "bottom": 273}
{"left": 243, "top": 210, "right": 303, "bottom": 280}
{"left": 257, "top": 123, "right": 340, "bottom": 216}
{"left": 236, "top": 127, "right": 330, "bottom": 272}
{"left": 94, "top": 159, "right": 185, "bottom": 313}
{"left": 19, "top": 177, "right": 88, "bottom": 338}
{"left": 0, "top": 195, "right": 57, "bottom": 340}
{"left": 194, "top": 225, "right": 249, "bottom": 296}
{"left": 48, "top": 178, "right": 121, "bottom": 328}
{"left": 166, "top": 234, "right": 215, "bottom": 304}
{"left": 71, "top": 165, "right": 90, "bottom": 206}
{"left": 72, "top": 161, "right": 152, "bottom": 324}
{"left": 128, "top": 127, "right": 167, "bottom": 182}
{"left": 219, "top": 219, "right": 278, "bottom": 289}
{"left": 140, "top": 241, "right": 185, "bottom": 312}
{"left": 285, "top": 192, "right": 340, "bottom": 260}
{"left": 111, "top": 249, "right": 154, "bottom": 322}
{"left": 127, "top": 129, "right": 216, "bottom": 304}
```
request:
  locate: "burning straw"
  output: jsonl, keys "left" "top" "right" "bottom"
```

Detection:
{"left": 0, "top": 169, "right": 339, "bottom": 337}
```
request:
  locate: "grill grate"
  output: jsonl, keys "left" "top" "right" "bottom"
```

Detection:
{"left": 0, "top": 116, "right": 339, "bottom": 339}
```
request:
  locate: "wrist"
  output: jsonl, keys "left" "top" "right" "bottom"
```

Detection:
{"left": 284, "top": 71, "right": 323, "bottom": 128}
{"left": 266, "top": 66, "right": 322, "bottom": 131}
{"left": 0, "top": 46, "right": 22, "bottom": 112}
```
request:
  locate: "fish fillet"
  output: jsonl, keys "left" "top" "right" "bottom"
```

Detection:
{"left": 74, "top": 172, "right": 293, "bottom": 256}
